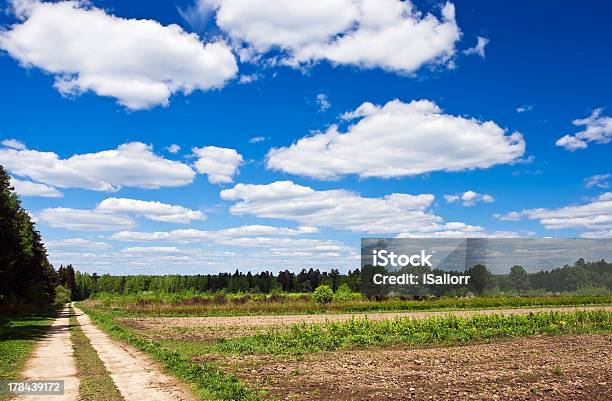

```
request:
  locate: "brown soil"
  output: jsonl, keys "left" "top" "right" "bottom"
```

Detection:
{"left": 217, "top": 334, "right": 612, "bottom": 401}
{"left": 118, "top": 306, "right": 612, "bottom": 341}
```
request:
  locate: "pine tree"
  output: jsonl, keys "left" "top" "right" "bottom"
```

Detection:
{"left": 0, "top": 165, "right": 56, "bottom": 309}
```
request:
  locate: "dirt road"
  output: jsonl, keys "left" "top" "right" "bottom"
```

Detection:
{"left": 71, "top": 306, "right": 197, "bottom": 401}
{"left": 12, "top": 306, "right": 79, "bottom": 401}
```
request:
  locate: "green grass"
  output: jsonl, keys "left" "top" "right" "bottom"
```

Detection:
{"left": 216, "top": 310, "right": 612, "bottom": 355}
{"left": 69, "top": 308, "right": 124, "bottom": 401}
{"left": 0, "top": 306, "right": 59, "bottom": 401}
{"left": 80, "top": 305, "right": 261, "bottom": 401}
{"left": 87, "top": 293, "right": 612, "bottom": 317}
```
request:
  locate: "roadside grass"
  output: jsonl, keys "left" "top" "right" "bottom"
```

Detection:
{"left": 86, "top": 294, "right": 612, "bottom": 317}
{"left": 0, "top": 306, "right": 59, "bottom": 401}
{"left": 80, "top": 305, "right": 261, "bottom": 401}
{"left": 69, "top": 308, "right": 124, "bottom": 401}
{"left": 217, "top": 310, "right": 612, "bottom": 355}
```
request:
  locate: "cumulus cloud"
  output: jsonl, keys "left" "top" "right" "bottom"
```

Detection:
{"left": 37, "top": 197, "right": 205, "bottom": 230}
{"left": 495, "top": 192, "right": 612, "bottom": 237}
{"left": 463, "top": 36, "right": 489, "bottom": 57}
{"left": 192, "top": 146, "right": 244, "bottom": 184}
{"left": 444, "top": 190, "right": 494, "bottom": 206}
{"left": 585, "top": 174, "right": 610, "bottom": 189}
{"left": 316, "top": 93, "right": 331, "bottom": 111}
{"left": 37, "top": 207, "right": 136, "bottom": 231}
{"left": 555, "top": 108, "right": 612, "bottom": 151}
{"left": 0, "top": 141, "right": 195, "bottom": 191}
{"left": 166, "top": 144, "right": 181, "bottom": 153}
{"left": 0, "top": 0, "right": 238, "bottom": 110}
{"left": 266, "top": 99, "right": 525, "bottom": 179}
{"left": 96, "top": 198, "right": 206, "bottom": 224}
{"left": 1, "top": 138, "right": 26, "bottom": 150}
{"left": 203, "top": 0, "right": 460, "bottom": 74}
{"left": 10, "top": 176, "right": 62, "bottom": 197}
{"left": 219, "top": 180, "right": 498, "bottom": 237}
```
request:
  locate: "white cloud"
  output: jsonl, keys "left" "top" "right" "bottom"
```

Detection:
{"left": 37, "top": 197, "right": 205, "bottom": 231}
{"left": 238, "top": 73, "right": 261, "bottom": 84}
{"left": 266, "top": 99, "right": 525, "bottom": 179}
{"left": 0, "top": 141, "right": 195, "bottom": 191}
{"left": 496, "top": 192, "right": 612, "bottom": 236}
{"left": 463, "top": 36, "right": 489, "bottom": 58}
{"left": 37, "top": 207, "right": 136, "bottom": 231}
{"left": 0, "top": 0, "right": 237, "bottom": 110}
{"left": 445, "top": 190, "right": 494, "bottom": 206}
{"left": 249, "top": 136, "right": 268, "bottom": 144}
{"left": 122, "top": 246, "right": 182, "bottom": 254}
{"left": 1, "top": 138, "right": 26, "bottom": 150}
{"left": 46, "top": 238, "right": 111, "bottom": 250}
{"left": 10, "top": 176, "right": 62, "bottom": 197}
{"left": 555, "top": 108, "right": 612, "bottom": 151}
{"left": 585, "top": 174, "right": 610, "bottom": 189}
{"left": 166, "top": 144, "right": 181, "bottom": 153}
{"left": 96, "top": 198, "right": 206, "bottom": 224}
{"left": 110, "top": 224, "right": 319, "bottom": 243}
{"left": 204, "top": 0, "right": 460, "bottom": 74}
{"left": 192, "top": 146, "right": 244, "bottom": 184}
{"left": 220, "top": 180, "right": 498, "bottom": 237}
{"left": 516, "top": 105, "right": 534, "bottom": 113}
{"left": 316, "top": 93, "right": 331, "bottom": 111}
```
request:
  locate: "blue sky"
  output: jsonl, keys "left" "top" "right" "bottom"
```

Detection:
{"left": 0, "top": 0, "right": 610, "bottom": 274}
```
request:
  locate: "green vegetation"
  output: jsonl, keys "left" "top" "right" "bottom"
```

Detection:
{"left": 0, "top": 307, "right": 58, "bottom": 400}
{"left": 81, "top": 305, "right": 261, "bottom": 401}
{"left": 87, "top": 292, "right": 612, "bottom": 317}
{"left": 312, "top": 285, "right": 334, "bottom": 304}
{"left": 217, "top": 310, "right": 612, "bottom": 355}
{"left": 69, "top": 309, "right": 124, "bottom": 401}
{"left": 0, "top": 166, "right": 56, "bottom": 313}
{"left": 55, "top": 286, "right": 72, "bottom": 304}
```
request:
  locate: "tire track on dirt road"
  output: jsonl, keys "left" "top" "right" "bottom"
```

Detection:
{"left": 12, "top": 305, "right": 78, "bottom": 401}
{"left": 72, "top": 306, "right": 197, "bottom": 401}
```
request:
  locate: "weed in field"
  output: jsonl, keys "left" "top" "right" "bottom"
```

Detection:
{"left": 84, "top": 293, "right": 612, "bottom": 317}
{"left": 216, "top": 311, "right": 612, "bottom": 355}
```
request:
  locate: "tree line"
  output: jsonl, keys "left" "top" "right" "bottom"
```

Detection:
{"left": 0, "top": 166, "right": 83, "bottom": 312}
{"left": 73, "top": 259, "right": 611, "bottom": 300}
{"left": 0, "top": 166, "right": 56, "bottom": 311}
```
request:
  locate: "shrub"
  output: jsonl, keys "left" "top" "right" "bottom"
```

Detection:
{"left": 312, "top": 285, "right": 334, "bottom": 304}
{"left": 54, "top": 285, "right": 72, "bottom": 304}
{"left": 334, "top": 283, "right": 353, "bottom": 302}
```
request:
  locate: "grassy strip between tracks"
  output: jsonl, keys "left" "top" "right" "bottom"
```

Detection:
{"left": 69, "top": 307, "right": 124, "bottom": 401}
{"left": 80, "top": 305, "right": 261, "bottom": 401}
{"left": 217, "top": 310, "right": 612, "bottom": 355}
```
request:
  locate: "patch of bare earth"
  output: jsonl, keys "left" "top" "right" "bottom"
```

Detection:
{"left": 215, "top": 334, "right": 611, "bottom": 401}
{"left": 118, "top": 306, "right": 612, "bottom": 342}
